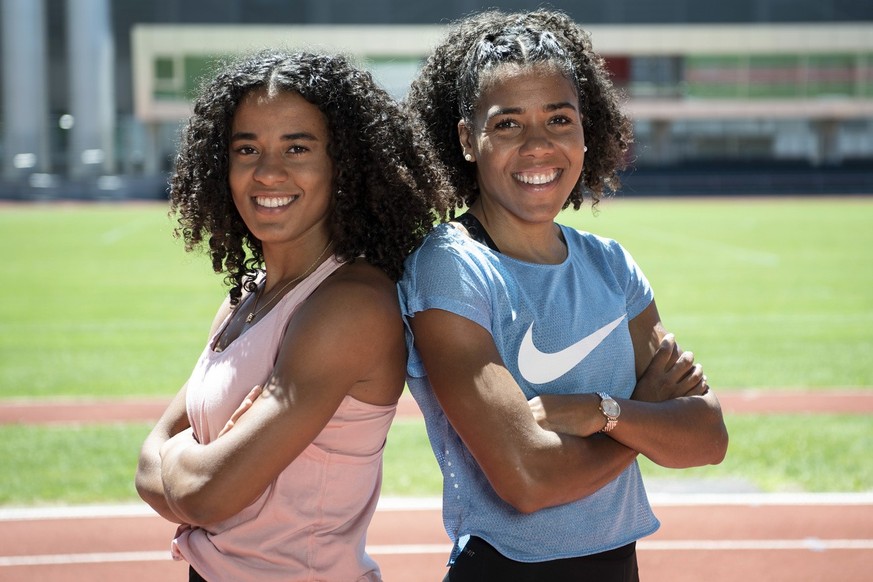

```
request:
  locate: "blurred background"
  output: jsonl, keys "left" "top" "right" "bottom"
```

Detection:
{"left": 1, "top": 6, "right": 871, "bottom": 579}
{"left": 2, "top": 0, "right": 872, "bottom": 202}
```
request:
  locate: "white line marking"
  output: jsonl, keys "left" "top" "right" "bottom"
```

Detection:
{"left": 0, "top": 504, "right": 159, "bottom": 521}
{"left": 3, "top": 539, "right": 872, "bottom": 567}
{"left": 367, "top": 544, "right": 453, "bottom": 555}
{"left": 3, "top": 493, "right": 872, "bottom": 522}
{"left": 638, "top": 538, "right": 873, "bottom": 551}
{"left": 99, "top": 216, "right": 153, "bottom": 245}
{"left": 375, "top": 497, "right": 444, "bottom": 511}
{"left": 0, "top": 498, "right": 443, "bottom": 522}
{"left": 0, "top": 551, "right": 170, "bottom": 567}
{"left": 647, "top": 492, "right": 873, "bottom": 506}
{"left": 629, "top": 226, "right": 781, "bottom": 267}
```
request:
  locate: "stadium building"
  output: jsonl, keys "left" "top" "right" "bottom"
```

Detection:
{"left": 2, "top": 0, "right": 872, "bottom": 199}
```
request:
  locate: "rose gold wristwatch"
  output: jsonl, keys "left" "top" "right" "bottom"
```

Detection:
{"left": 597, "top": 392, "right": 620, "bottom": 433}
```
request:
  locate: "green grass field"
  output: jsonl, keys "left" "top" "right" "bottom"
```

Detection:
{"left": 0, "top": 197, "right": 871, "bottom": 505}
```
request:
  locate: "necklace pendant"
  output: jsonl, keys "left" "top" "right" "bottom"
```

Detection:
{"left": 245, "top": 312, "right": 254, "bottom": 323}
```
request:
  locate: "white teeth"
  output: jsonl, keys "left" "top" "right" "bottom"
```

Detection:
{"left": 255, "top": 196, "right": 296, "bottom": 208}
{"left": 514, "top": 170, "right": 560, "bottom": 185}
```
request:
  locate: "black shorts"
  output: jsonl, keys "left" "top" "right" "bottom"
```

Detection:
{"left": 189, "top": 566, "right": 207, "bottom": 582}
{"left": 444, "top": 536, "right": 639, "bottom": 582}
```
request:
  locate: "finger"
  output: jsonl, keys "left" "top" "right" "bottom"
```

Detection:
{"left": 219, "top": 387, "right": 263, "bottom": 437}
{"left": 679, "top": 364, "right": 708, "bottom": 396}
{"left": 664, "top": 350, "right": 695, "bottom": 383}
{"left": 245, "top": 385, "right": 263, "bottom": 402}
{"left": 219, "top": 401, "right": 250, "bottom": 436}
{"left": 677, "top": 350, "right": 695, "bottom": 367}
{"left": 235, "top": 386, "right": 263, "bottom": 415}
{"left": 218, "top": 419, "right": 235, "bottom": 437}
{"left": 233, "top": 397, "right": 255, "bottom": 421}
{"left": 677, "top": 360, "right": 700, "bottom": 383}
{"left": 650, "top": 333, "right": 677, "bottom": 371}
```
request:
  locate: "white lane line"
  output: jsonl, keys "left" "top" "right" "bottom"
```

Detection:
{"left": 99, "top": 216, "right": 153, "bottom": 245}
{"left": 0, "top": 504, "right": 158, "bottom": 521}
{"left": 648, "top": 492, "right": 873, "bottom": 506}
{"left": 0, "top": 551, "right": 171, "bottom": 567}
{"left": 2, "top": 493, "right": 872, "bottom": 521}
{"left": 3, "top": 539, "right": 872, "bottom": 567}
{"left": 639, "top": 538, "right": 873, "bottom": 551}
{"left": 367, "top": 544, "right": 453, "bottom": 555}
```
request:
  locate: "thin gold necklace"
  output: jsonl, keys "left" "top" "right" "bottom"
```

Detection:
{"left": 245, "top": 239, "right": 333, "bottom": 324}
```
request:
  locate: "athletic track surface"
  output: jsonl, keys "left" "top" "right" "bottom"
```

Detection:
{"left": 2, "top": 389, "right": 871, "bottom": 582}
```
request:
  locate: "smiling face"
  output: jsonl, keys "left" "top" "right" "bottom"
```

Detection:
{"left": 458, "top": 63, "right": 585, "bottom": 226}
{"left": 228, "top": 88, "right": 334, "bottom": 247}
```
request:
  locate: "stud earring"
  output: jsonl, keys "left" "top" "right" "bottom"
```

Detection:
{"left": 584, "top": 146, "right": 588, "bottom": 152}
{"left": 464, "top": 153, "right": 473, "bottom": 162}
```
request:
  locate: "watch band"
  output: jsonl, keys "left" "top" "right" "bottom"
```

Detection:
{"left": 597, "top": 391, "right": 619, "bottom": 433}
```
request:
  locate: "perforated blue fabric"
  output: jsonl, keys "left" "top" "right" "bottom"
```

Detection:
{"left": 398, "top": 222, "right": 659, "bottom": 563}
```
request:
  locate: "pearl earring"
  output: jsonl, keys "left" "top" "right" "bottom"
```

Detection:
{"left": 584, "top": 146, "right": 588, "bottom": 152}
{"left": 464, "top": 153, "right": 473, "bottom": 162}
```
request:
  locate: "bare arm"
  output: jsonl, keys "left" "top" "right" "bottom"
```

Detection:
{"left": 531, "top": 301, "right": 728, "bottom": 468}
{"left": 410, "top": 308, "right": 638, "bottom": 514}
{"left": 157, "top": 265, "right": 405, "bottom": 526}
{"left": 134, "top": 297, "right": 236, "bottom": 523}
{"left": 612, "top": 300, "right": 728, "bottom": 467}
{"left": 135, "top": 384, "right": 190, "bottom": 523}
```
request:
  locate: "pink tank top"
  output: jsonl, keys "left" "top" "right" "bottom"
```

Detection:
{"left": 171, "top": 256, "right": 397, "bottom": 581}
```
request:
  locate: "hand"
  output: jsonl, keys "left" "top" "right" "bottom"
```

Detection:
{"left": 218, "top": 385, "right": 263, "bottom": 437}
{"left": 632, "top": 334, "right": 708, "bottom": 403}
{"left": 529, "top": 393, "right": 605, "bottom": 437}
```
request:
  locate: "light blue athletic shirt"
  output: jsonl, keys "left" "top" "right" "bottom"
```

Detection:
{"left": 398, "top": 221, "right": 660, "bottom": 563}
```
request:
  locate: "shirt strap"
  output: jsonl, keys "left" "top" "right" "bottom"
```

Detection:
{"left": 452, "top": 213, "right": 501, "bottom": 253}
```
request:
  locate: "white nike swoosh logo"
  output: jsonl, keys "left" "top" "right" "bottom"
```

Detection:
{"left": 517, "top": 314, "right": 627, "bottom": 384}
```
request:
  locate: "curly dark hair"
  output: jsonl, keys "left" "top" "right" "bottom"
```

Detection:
{"left": 404, "top": 9, "right": 633, "bottom": 212}
{"left": 170, "top": 50, "right": 451, "bottom": 305}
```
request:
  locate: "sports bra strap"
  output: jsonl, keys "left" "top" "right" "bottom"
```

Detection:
{"left": 453, "top": 213, "right": 500, "bottom": 253}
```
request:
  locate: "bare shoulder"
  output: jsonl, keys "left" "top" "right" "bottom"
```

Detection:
{"left": 293, "top": 259, "right": 402, "bottom": 344}
{"left": 318, "top": 260, "right": 398, "bottom": 312}
{"left": 284, "top": 259, "right": 405, "bottom": 404}
{"left": 323, "top": 259, "right": 397, "bottom": 294}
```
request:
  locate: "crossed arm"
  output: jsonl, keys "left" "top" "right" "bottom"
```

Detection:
{"left": 529, "top": 301, "right": 728, "bottom": 469}
{"left": 135, "top": 295, "right": 237, "bottom": 524}
{"left": 135, "top": 268, "right": 405, "bottom": 526}
{"left": 409, "top": 299, "right": 728, "bottom": 514}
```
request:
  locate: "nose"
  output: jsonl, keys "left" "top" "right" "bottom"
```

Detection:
{"left": 252, "top": 151, "right": 288, "bottom": 185}
{"left": 518, "top": 126, "right": 554, "bottom": 157}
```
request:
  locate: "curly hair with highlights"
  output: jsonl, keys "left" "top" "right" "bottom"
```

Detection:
{"left": 404, "top": 9, "right": 633, "bottom": 212}
{"left": 170, "top": 50, "right": 451, "bottom": 305}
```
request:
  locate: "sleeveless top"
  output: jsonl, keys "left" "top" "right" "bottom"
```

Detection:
{"left": 171, "top": 256, "right": 397, "bottom": 581}
{"left": 398, "top": 223, "right": 659, "bottom": 563}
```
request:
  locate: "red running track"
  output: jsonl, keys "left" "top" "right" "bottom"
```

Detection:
{"left": 1, "top": 390, "right": 871, "bottom": 581}
{"left": 2, "top": 389, "right": 873, "bottom": 425}
{"left": 1, "top": 495, "right": 872, "bottom": 581}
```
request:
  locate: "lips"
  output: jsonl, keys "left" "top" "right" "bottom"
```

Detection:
{"left": 254, "top": 195, "right": 298, "bottom": 208}
{"left": 513, "top": 169, "right": 561, "bottom": 186}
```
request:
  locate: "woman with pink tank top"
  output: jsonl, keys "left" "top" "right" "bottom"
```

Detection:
{"left": 135, "top": 50, "right": 450, "bottom": 581}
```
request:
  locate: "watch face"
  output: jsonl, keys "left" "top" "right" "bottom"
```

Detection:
{"left": 601, "top": 398, "right": 620, "bottom": 417}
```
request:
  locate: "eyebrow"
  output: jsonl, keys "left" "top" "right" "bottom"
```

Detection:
{"left": 545, "top": 101, "right": 578, "bottom": 113}
{"left": 485, "top": 101, "right": 578, "bottom": 121}
{"left": 229, "top": 131, "right": 319, "bottom": 142}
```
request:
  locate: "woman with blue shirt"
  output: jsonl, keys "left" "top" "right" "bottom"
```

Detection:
{"left": 399, "top": 9, "right": 729, "bottom": 581}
